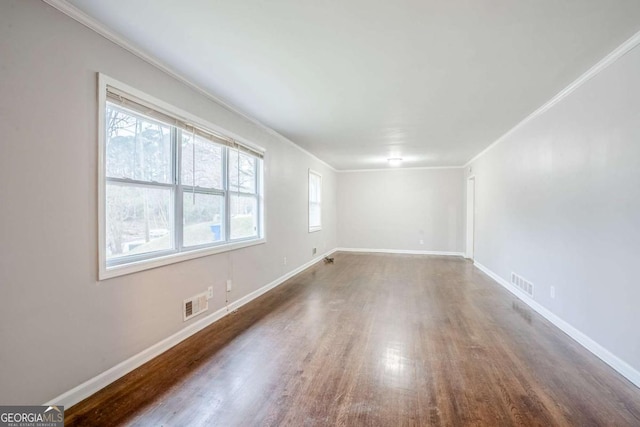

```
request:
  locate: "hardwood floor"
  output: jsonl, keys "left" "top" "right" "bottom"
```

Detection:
{"left": 65, "top": 253, "right": 640, "bottom": 426}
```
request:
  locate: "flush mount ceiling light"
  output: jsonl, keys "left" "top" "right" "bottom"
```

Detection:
{"left": 387, "top": 157, "right": 403, "bottom": 167}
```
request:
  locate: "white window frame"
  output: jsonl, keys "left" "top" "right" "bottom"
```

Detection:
{"left": 98, "top": 74, "right": 266, "bottom": 280}
{"left": 308, "top": 169, "right": 322, "bottom": 233}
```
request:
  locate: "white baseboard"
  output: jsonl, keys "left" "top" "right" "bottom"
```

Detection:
{"left": 225, "top": 248, "right": 335, "bottom": 312}
{"left": 337, "top": 247, "right": 464, "bottom": 257}
{"left": 45, "top": 248, "right": 337, "bottom": 408}
{"left": 474, "top": 261, "right": 640, "bottom": 389}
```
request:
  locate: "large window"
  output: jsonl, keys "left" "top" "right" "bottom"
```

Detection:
{"left": 99, "top": 76, "right": 264, "bottom": 279}
{"left": 308, "top": 169, "right": 322, "bottom": 232}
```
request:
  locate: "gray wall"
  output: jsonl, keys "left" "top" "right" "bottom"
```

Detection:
{"left": 338, "top": 168, "right": 464, "bottom": 253}
{"left": 468, "top": 44, "right": 640, "bottom": 373}
{"left": 0, "top": 1, "right": 337, "bottom": 404}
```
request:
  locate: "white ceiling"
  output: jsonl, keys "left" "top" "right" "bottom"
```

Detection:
{"left": 66, "top": 0, "right": 640, "bottom": 170}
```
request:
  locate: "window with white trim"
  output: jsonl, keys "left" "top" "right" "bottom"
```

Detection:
{"left": 100, "top": 78, "right": 264, "bottom": 279}
{"left": 308, "top": 169, "right": 322, "bottom": 232}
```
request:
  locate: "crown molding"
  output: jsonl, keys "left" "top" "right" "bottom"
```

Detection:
{"left": 40, "top": 0, "right": 337, "bottom": 172}
{"left": 337, "top": 165, "right": 464, "bottom": 173}
{"left": 464, "top": 29, "right": 640, "bottom": 168}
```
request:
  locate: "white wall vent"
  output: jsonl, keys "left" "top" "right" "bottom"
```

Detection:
{"left": 183, "top": 292, "right": 208, "bottom": 321}
{"left": 511, "top": 272, "right": 534, "bottom": 297}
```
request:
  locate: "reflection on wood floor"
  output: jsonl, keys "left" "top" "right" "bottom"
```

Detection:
{"left": 66, "top": 252, "right": 640, "bottom": 426}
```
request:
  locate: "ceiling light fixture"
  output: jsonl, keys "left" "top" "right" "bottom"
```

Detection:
{"left": 387, "top": 157, "right": 403, "bottom": 167}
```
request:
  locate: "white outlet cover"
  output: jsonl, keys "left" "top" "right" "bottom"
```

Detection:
{"left": 226, "top": 279, "right": 232, "bottom": 292}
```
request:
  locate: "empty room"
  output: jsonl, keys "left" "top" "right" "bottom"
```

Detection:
{"left": 2, "top": 0, "right": 640, "bottom": 425}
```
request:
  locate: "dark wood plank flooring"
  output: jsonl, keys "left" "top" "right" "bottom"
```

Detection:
{"left": 65, "top": 253, "right": 640, "bottom": 426}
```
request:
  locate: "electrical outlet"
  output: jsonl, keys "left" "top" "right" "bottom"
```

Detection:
{"left": 312, "top": 247, "right": 317, "bottom": 255}
{"left": 419, "top": 239, "right": 424, "bottom": 245}
{"left": 550, "top": 286, "right": 555, "bottom": 299}
{"left": 283, "top": 256, "right": 287, "bottom": 265}
{"left": 226, "top": 279, "right": 232, "bottom": 292}
{"left": 207, "top": 286, "right": 213, "bottom": 300}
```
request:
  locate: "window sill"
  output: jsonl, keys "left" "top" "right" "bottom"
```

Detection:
{"left": 99, "top": 238, "right": 266, "bottom": 280}
{"left": 309, "top": 226, "right": 322, "bottom": 233}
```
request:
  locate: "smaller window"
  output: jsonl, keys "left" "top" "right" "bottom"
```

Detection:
{"left": 309, "top": 169, "right": 322, "bottom": 232}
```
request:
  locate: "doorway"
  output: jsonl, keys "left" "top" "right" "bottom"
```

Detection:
{"left": 466, "top": 176, "right": 475, "bottom": 259}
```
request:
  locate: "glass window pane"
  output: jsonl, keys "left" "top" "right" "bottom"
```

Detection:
{"left": 106, "top": 184, "right": 173, "bottom": 260}
{"left": 181, "top": 133, "right": 223, "bottom": 189}
{"left": 309, "top": 202, "right": 321, "bottom": 228}
{"left": 230, "top": 195, "right": 258, "bottom": 239}
{"left": 309, "top": 171, "right": 321, "bottom": 229}
{"left": 105, "top": 104, "right": 172, "bottom": 183}
{"left": 229, "top": 150, "right": 256, "bottom": 193}
{"left": 309, "top": 172, "right": 321, "bottom": 203}
{"left": 183, "top": 192, "right": 224, "bottom": 247}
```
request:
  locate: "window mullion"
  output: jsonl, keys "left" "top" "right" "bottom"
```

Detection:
{"left": 175, "top": 127, "right": 183, "bottom": 251}
{"left": 182, "top": 186, "right": 224, "bottom": 196}
{"left": 256, "top": 159, "right": 261, "bottom": 238}
{"left": 230, "top": 190, "right": 257, "bottom": 197}
{"left": 105, "top": 177, "right": 174, "bottom": 189}
{"left": 223, "top": 146, "right": 230, "bottom": 242}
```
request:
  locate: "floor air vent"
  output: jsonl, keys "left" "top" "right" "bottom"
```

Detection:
{"left": 511, "top": 272, "right": 534, "bottom": 297}
{"left": 184, "top": 292, "right": 208, "bottom": 321}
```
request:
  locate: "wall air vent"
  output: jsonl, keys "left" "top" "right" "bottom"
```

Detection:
{"left": 511, "top": 272, "right": 534, "bottom": 298}
{"left": 183, "top": 292, "right": 208, "bottom": 321}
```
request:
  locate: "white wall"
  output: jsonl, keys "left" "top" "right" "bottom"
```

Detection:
{"left": 468, "top": 43, "right": 640, "bottom": 376}
{"left": 338, "top": 168, "right": 464, "bottom": 253}
{"left": 0, "top": 1, "right": 336, "bottom": 405}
